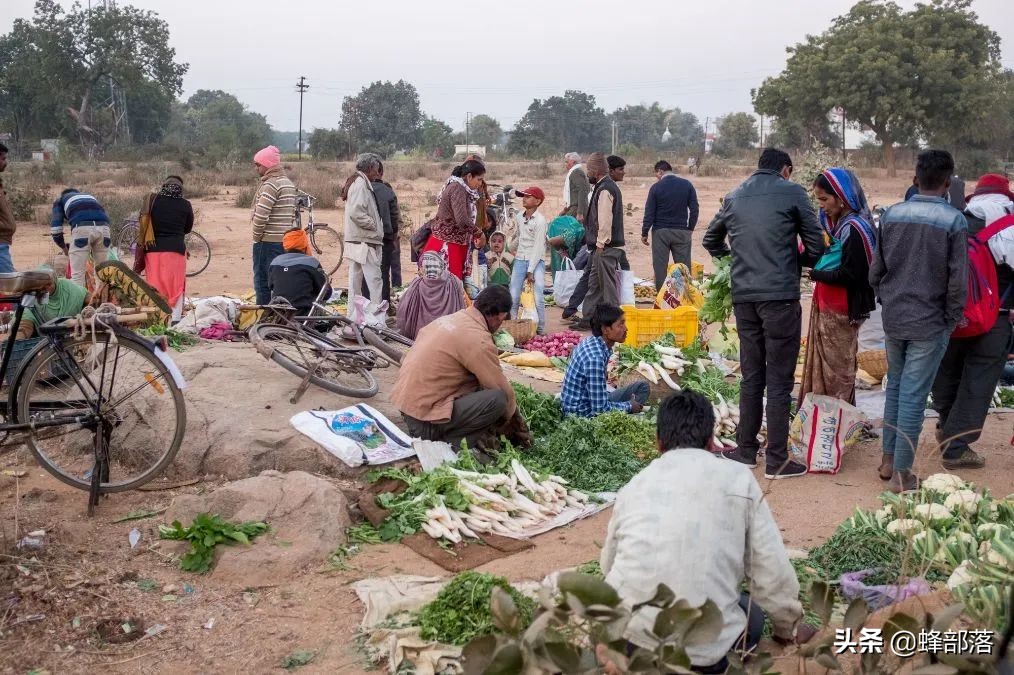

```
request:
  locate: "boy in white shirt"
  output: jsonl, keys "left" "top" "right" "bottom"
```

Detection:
{"left": 509, "top": 186, "right": 548, "bottom": 334}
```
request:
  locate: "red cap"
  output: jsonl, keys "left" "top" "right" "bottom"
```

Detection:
{"left": 967, "top": 173, "right": 1014, "bottom": 203}
{"left": 515, "top": 186, "right": 545, "bottom": 202}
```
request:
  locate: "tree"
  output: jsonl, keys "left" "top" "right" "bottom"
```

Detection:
{"left": 507, "top": 90, "right": 610, "bottom": 157}
{"left": 713, "top": 113, "right": 759, "bottom": 156}
{"left": 753, "top": 0, "right": 1001, "bottom": 176}
{"left": 164, "top": 90, "right": 272, "bottom": 163}
{"left": 340, "top": 80, "right": 422, "bottom": 157}
{"left": 609, "top": 103, "right": 703, "bottom": 151}
{"left": 467, "top": 114, "right": 503, "bottom": 149}
{"left": 307, "top": 128, "right": 349, "bottom": 161}
{"left": 0, "top": 0, "right": 187, "bottom": 152}
{"left": 419, "top": 117, "right": 455, "bottom": 159}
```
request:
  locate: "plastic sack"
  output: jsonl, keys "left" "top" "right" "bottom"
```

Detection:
{"left": 789, "top": 393, "right": 866, "bottom": 474}
{"left": 290, "top": 404, "right": 415, "bottom": 467}
{"left": 840, "top": 569, "right": 931, "bottom": 610}
{"left": 619, "top": 270, "right": 635, "bottom": 306}
{"left": 654, "top": 263, "right": 704, "bottom": 310}
{"left": 519, "top": 281, "right": 537, "bottom": 322}
{"left": 553, "top": 258, "right": 581, "bottom": 307}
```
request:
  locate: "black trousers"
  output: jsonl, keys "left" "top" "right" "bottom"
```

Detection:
{"left": 931, "top": 313, "right": 1012, "bottom": 459}
{"left": 401, "top": 390, "right": 507, "bottom": 450}
{"left": 734, "top": 300, "right": 803, "bottom": 469}
{"left": 362, "top": 237, "right": 399, "bottom": 302}
{"left": 566, "top": 247, "right": 630, "bottom": 314}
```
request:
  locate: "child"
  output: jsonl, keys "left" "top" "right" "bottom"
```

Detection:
{"left": 509, "top": 186, "right": 548, "bottom": 334}
{"left": 486, "top": 231, "right": 514, "bottom": 287}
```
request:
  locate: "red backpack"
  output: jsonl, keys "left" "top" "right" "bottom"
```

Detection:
{"left": 953, "top": 214, "right": 1014, "bottom": 338}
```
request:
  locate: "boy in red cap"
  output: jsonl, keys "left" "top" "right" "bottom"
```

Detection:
{"left": 509, "top": 186, "right": 548, "bottom": 334}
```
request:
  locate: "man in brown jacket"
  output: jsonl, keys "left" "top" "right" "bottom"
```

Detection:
{"left": 0, "top": 143, "right": 16, "bottom": 273}
{"left": 391, "top": 285, "right": 521, "bottom": 449}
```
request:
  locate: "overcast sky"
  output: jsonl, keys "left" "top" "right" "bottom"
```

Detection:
{"left": 2, "top": 0, "right": 1013, "bottom": 134}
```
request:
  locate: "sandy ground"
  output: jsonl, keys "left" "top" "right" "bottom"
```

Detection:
{"left": 2, "top": 166, "right": 1012, "bottom": 673}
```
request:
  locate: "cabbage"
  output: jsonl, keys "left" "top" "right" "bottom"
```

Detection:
{"left": 493, "top": 330, "right": 515, "bottom": 351}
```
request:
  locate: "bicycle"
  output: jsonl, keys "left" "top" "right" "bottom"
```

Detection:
{"left": 304, "top": 285, "right": 414, "bottom": 366}
{"left": 294, "top": 191, "right": 344, "bottom": 277}
{"left": 112, "top": 218, "right": 212, "bottom": 278}
{"left": 0, "top": 271, "right": 186, "bottom": 513}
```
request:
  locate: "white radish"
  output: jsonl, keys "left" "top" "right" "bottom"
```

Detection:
{"left": 421, "top": 521, "right": 443, "bottom": 539}
{"left": 469, "top": 505, "right": 508, "bottom": 522}
{"left": 511, "top": 459, "right": 540, "bottom": 494}
{"left": 716, "top": 394, "right": 731, "bottom": 422}
{"left": 548, "top": 475, "right": 569, "bottom": 485}
{"left": 568, "top": 490, "right": 588, "bottom": 502}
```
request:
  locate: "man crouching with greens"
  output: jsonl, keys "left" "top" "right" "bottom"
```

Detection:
{"left": 601, "top": 391, "right": 815, "bottom": 671}
{"left": 561, "top": 304, "right": 647, "bottom": 417}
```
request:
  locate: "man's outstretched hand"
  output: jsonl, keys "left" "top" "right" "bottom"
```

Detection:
{"left": 629, "top": 397, "right": 644, "bottom": 414}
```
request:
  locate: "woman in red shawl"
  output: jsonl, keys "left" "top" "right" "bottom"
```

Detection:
{"left": 421, "top": 159, "right": 487, "bottom": 279}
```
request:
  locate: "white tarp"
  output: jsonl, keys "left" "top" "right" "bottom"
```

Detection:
{"left": 290, "top": 404, "right": 416, "bottom": 467}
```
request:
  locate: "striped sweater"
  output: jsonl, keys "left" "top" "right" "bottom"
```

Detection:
{"left": 251, "top": 167, "right": 297, "bottom": 243}
{"left": 51, "top": 191, "right": 110, "bottom": 248}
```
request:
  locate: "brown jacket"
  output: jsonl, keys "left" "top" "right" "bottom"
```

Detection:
{"left": 391, "top": 306, "right": 516, "bottom": 423}
{"left": 0, "top": 177, "right": 16, "bottom": 245}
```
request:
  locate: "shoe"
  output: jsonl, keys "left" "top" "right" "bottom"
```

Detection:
{"left": 764, "top": 461, "right": 808, "bottom": 480}
{"left": 878, "top": 454, "right": 894, "bottom": 481}
{"left": 571, "top": 319, "right": 591, "bottom": 331}
{"left": 942, "top": 448, "right": 986, "bottom": 470}
{"left": 889, "top": 470, "right": 920, "bottom": 494}
{"left": 722, "top": 448, "right": 757, "bottom": 468}
{"left": 561, "top": 308, "right": 577, "bottom": 320}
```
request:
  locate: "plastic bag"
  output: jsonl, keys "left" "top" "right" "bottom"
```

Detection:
{"left": 619, "top": 270, "right": 635, "bottom": 306}
{"left": 789, "top": 393, "right": 866, "bottom": 474}
{"left": 519, "top": 281, "right": 537, "bottom": 321}
{"left": 553, "top": 258, "right": 581, "bottom": 307}
{"left": 654, "top": 263, "right": 704, "bottom": 310}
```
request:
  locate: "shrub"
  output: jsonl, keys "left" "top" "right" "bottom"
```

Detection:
{"left": 234, "top": 186, "right": 256, "bottom": 209}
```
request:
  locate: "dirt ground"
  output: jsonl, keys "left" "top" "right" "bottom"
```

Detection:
{"left": 2, "top": 165, "right": 1012, "bottom": 673}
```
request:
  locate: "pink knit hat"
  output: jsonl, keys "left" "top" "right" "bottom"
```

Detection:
{"left": 253, "top": 145, "right": 281, "bottom": 169}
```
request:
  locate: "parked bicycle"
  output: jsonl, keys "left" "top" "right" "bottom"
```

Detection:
{"left": 294, "top": 191, "right": 344, "bottom": 277}
{"left": 0, "top": 271, "right": 187, "bottom": 513}
{"left": 113, "top": 218, "right": 212, "bottom": 277}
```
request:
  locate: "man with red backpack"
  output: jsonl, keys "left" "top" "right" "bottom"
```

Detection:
{"left": 931, "top": 174, "right": 1014, "bottom": 470}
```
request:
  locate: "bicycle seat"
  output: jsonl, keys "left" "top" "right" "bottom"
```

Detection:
{"left": 0, "top": 270, "right": 57, "bottom": 295}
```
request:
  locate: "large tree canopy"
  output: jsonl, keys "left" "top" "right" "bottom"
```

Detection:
{"left": 753, "top": 0, "right": 1001, "bottom": 175}
{"left": 340, "top": 80, "right": 422, "bottom": 157}
{"left": 610, "top": 103, "right": 703, "bottom": 152}
{"left": 508, "top": 91, "right": 610, "bottom": 157}
{"left": 164, "top": 90, "right": 272, "bottom": 162}
{"left": 467, "top": 114, "right": 503, "bottom": 149}
{"left": 0, "top": 0, "right": 187, "bottom": 152}
{"left": 713, "top": 113, "right": 759, "bottom": 156}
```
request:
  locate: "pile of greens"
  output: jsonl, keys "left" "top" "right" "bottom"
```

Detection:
{"left": 417, "top": 571, "right": 536, "bottom": 645}
{"left": 699, "top": 257, "right": 733, "bottom": 331}
{"left": 511, "top": 382, "right": 562, "bottom": 438}
{"left": 137, "top": 324, "right": 199, "bottom": 352}
{"left": 159, "top": 513, "right": 269, "bottom": 573}
{"left": 368, "top": 467, "right": 471, "bottom": 542}
{"left": 805, "top": 522, "right": 904, "bottom": 585}
{"left": 681, "top": 362, "right": 741, "bottom": 403}
{"left": 595, "top": 411, "right": 658, "bottom": 461}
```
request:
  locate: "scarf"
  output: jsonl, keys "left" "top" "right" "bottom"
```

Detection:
{"left": 967, "top": 193, "right": 1013, "bottom": 226}
{"left": 820, "top": 168, "right": 876, "bottom": 264}
{"left": 562, "top": 163, "right": 583, "bottom": 206}
{"left": 398, "top": 252, "right": 465, "bottom": 339}
{"left": 159, "top": 179, "right": 183, "bottom": 199}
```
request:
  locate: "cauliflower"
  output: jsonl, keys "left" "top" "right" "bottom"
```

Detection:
{"left": 935, "top": 531, "right": 976, "bottom": 563}
{"left": 922, "top": 473, "right": 965, "bottom": 494}
{"left": 914, "top": 502, "right": 952, "bottom": 522}
{"left": 976, "top": 523, "right": 1011, "bottom": 540}
{"left": 946, "top": 560, "right": 974, "bottom": 589}
{"left": 886, "top": 519, "right": 923, "bottom": 536}
{"left": 874, "top": 506, "right": 893, "bottom": 525}
{"left": 978, "top": 540, "right": 1008, "bottom": 568}
{"left": 943, "top": 489, "right": 981, "bottom": 516}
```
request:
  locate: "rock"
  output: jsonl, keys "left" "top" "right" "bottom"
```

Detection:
{"left": 164, "top": 471, "right": 350, "bottom": 587}
{"left": 162, "top": 584, "right": 179, "bottom": 594}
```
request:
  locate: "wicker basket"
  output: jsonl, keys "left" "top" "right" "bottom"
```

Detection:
{"left": 501, "top": 319, "right": 537, "bottom": 345}
{"left": 857, "top": 349, "right": 888, "bottom": 382}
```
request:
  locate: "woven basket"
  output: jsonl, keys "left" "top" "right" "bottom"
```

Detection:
{"left": 857, "top": 349, "right": 888, "bottom": 382}
{"left": 501, "top": 319, "right": 537, "bottom": 345}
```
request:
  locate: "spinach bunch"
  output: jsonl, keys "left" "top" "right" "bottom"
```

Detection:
{"left": 159, "top": 513, "right": 269, "bottom": 573}
{"left": 417, "top": 571, "right": 535, "bottom": 645}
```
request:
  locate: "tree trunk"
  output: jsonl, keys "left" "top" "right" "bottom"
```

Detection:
{"left": 883, "top": 139, "right": 897, "bottom": 178}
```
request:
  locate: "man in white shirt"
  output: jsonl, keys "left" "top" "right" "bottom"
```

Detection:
{"left": 601, "top": 391, "right": 813, "bottom": 671}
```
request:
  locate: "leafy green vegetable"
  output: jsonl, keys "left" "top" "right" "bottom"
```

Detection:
{"left": 699, "top": 257, "right": 733, "bottom": 333}
{"left": 281, "top": 650, "right": 316, "bottom": 669}
{"left": 576, "top": 560, "right": 603, "bottom": 577}
{"left": 806, "top": 522, "right": 904, "bottom": 583}
{"left": 137, "top": 324, "right": 199, "bottom": 352}
{"left": 368, "top": 466, "right": 473, "bottom": 542}
{"left": 158, "top": 513, "right": 269, "bottom": 573}
{"left": 417, "top": 571, "right": 536, "bottom": 645}
{"left": 595, "top": 411, "right": 658, "bottom": 460}
{"left": 511, "top": 382, "right": 562, "bottom": 438}
{"left": 999, "top": 387, "right": 1014, "bottom": 409}
{"left": 681, "top": 363, "right": 740, "bottom": 403}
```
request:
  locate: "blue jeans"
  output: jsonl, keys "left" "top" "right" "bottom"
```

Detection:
{"left": 882, "top": 333, "right": 950, "bottom": 472}
{"left": 252, "top": 241, "right": 285, "bottom": 305}
{"left": 0, "top": 244, "right": 14, "bottom": 273}
{"left": 510, "top": 258, "right": 545, "bottom": 333}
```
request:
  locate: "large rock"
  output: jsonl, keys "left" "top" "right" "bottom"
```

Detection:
{"left": 167, "top": 341, "right": 404, "bottom": 480}
{"left": 164, "top": 470, "right": 351, "bottom": 586}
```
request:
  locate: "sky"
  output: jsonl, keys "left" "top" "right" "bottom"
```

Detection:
{"left": 2, "top": 0, "right": 1013, "bottom": 134}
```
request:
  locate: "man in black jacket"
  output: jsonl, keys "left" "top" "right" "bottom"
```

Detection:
{"left": 642, "top": 160, "right": 699, "bottom": 290}
{"left": 702, "top": 148, "right": 825, "bottom": 480}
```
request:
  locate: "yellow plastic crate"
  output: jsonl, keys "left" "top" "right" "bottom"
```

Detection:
{"left": 621, "top": 305, "right": 699, "bottom": 347}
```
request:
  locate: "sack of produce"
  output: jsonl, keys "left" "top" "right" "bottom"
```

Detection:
{"left": 789, "top": 394, "right": 866, "bottom": 474}
{"left": 501, "top": 351, "right": 552, "bottom": 368}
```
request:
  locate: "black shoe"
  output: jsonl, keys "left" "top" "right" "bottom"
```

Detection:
{"left": 571, "top": 319, "right": 591, "bottom": 331}
{"left": 942, "top": 448, "right": 986, "bottom": 470}
{"left": 722, "top": 448, "right": 757, "bottom": 468}
{"left": 764, "top": 461, "right": 808, "bottom": 480}
{"left": 561, "top": 308, "right": 577, "bottom": 320}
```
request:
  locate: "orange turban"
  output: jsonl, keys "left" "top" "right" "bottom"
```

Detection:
{"left": 283, "top": 229, "right": 310, "bottom": 254}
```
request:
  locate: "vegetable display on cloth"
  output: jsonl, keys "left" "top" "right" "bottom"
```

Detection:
{"left": 417, "top": 571, "right": 536, "bottom": 645}
{"left": 698, "top": 256, "right": 733, "bottom": 332}
{"left": 520, "top": 330, "right": 583, "bottom": 358}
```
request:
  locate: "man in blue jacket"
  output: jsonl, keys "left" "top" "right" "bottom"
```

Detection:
{"left": 51, "top": 188, "right": 111, "bottom": 287}
{"left": 641, "top": 161, "right": 699, "bottom": 290}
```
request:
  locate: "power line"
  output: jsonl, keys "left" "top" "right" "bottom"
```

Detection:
{"left": 295, "top": 76, "right": 309, "bottom": 159}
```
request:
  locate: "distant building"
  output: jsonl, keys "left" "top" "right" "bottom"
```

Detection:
{"left": 454, "top": 144, "right": 486, "bottom": 159}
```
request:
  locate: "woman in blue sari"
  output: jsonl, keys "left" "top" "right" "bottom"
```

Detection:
{"left": 799, "top": 168, "right": 877, "bottom": 407}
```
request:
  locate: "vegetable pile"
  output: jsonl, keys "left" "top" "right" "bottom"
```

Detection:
{"left": 511, "top": 382, "right": 562, "bottom": 438}
{"left": 492, "top": 330, "right": 515, "bottom": 351}
{"left": 159, "top": 513, "right": 269, "bottom": 573}
{"left": 521, "top": 330, "right": 583, "bottom": 358}
{"left": 417, "top": 571, "right": 536, "bottom": 645}
{"left": 698, "top": 256, "right": 733, "bottom": 331}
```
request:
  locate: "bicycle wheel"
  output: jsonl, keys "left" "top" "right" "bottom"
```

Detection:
{"left": 362, "top": 324, "right": 413, "bottom": 365}
{"left": 113, "top": 221, "right": 140, "bottom": 269}
{"left": 185, "top": 231, "right": 211, "bottom": 277}
{"left": 310, "top": 226, "right": 344, "bottom": 277}
{"left": 16, "top": 332, "right": 186, "bottom": 493}
{"left": 249, "top": 323, "right": 378, "bottom": 398}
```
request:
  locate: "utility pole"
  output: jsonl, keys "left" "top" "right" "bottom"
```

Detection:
{"left": 841, "top": 109, "right": 847, "bottom": 160}
{"left": 465, "top": 112, "right": 471, "bottom": 154}
{"left": 296, "top": 76, "right": 309, "bottom": 160}
{"left": 611, "top": 120, "right": 617, "bottom": 155}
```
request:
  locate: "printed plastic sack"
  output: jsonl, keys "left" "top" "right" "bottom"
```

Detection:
{"left": 290, "top": 404, "right": 415, "bottom": 467}
{"left": 619, "top": 270, "right": 635, "bottom": 306}
{"left": 519, "top": 281, "right": 537, "bottom": 322}
{"left": 553, "top": 258, "right": 581, "bottom": 307}
{"left": 654, "top": 263, "right": 704, "bottom": 310}
{"left": 789, "top": 393, "right": 866, "bottom": 474}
